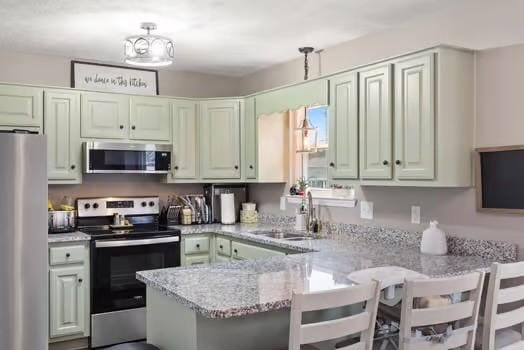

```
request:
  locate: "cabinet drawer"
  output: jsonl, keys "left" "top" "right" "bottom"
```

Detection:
{"left": 184, "top": 236, "right": 210, "bottom": 255}
{"left": 231, "top": 241, "right": 285, "bottom": 260}
{"left": 49, "top": 245, "right": 86, "bottom": 266}
{"left": 185, "top": 255, "right": 210, "bottom": 266}
{"left": 215, "top": 237, "right": 231, "bottom": 256}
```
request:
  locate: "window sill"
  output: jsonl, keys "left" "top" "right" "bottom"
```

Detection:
{"left": 284, "top": 195, "right": 357, "bottom": 208}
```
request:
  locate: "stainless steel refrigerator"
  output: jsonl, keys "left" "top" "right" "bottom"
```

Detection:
{"left": 0, "top": 132, "right": 48, "bottom": 350}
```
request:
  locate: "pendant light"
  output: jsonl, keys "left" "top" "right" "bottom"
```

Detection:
{"left": 295, "top": 107, "right": 318, "bottom": 153}
{"left": 298, "top": 47, "right": 314, "bottom": 80}
{"left": 124, "top": 23, "right": 174, "bottom": 67}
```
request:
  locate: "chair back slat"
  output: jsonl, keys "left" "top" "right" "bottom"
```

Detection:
{"left": 296, "top": 283, "right": 378, "bottom": 312}
{"left": 411, "top": 300, "right": 475, "bottom": 327}
{"left": 400, "top": 271, "right": 484, "bottom": 350}
{"left": 300, "top": 311, "right": 370, "bottom": 344}
{"left": 483, "top": 262, "right": 524, "bottom": 350}
{"left": 288, "top": 281, "right": 380, "bottom": 350}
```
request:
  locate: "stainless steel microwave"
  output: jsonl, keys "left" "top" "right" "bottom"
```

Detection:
{"left": 83, "top": 142, "right": 171, "bottom": 174}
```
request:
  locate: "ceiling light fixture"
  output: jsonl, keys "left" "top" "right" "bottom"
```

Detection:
{"left": 298, "top": 47, "right": 314, "bottom": 80}
{"left": 124, "top": 23, "right": 174, "bottom": 67}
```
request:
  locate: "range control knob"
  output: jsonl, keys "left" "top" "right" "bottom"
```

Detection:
{"left": 141, "top": 201, "right": 147, "bottom": 207}
{"left": 149, "top": 201, "right": 155, "bottom": 207}
{"left": 93, "top": 203, "right": 99, "bottom": 209}
{"left": 84, "top": 203, "right": 91, "bottom": 209}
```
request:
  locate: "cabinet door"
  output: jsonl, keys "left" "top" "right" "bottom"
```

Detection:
{"left": 359, "top": 64, "right": 393, "bottom": 179}
{"left": 200, "top": 100, "right": 241, "bottom": 179}
{"left": 49, "top": 266, "right": 86, "bottom": 338}
{"left": 329, "top": 72, "right": 359, "bottom": 179}
{"left": 44, "top": 90, "right": 81, "bottom": 181}
{"left": 394, "top": 54, "right": 435, "bottom": 180}
{"left": 80, "top": 92, "right": 128, "bottom": 139}
{"left": 231, "top": 241, "right": 285, "bottom": 260}
{"left": 0, "top": 85, "right": 43, "bottom": 127}
{"left": 130, "top": 96, "right": 170, "bottom": 141}
{"left": 170, "top": 100, "right": 198, "bottom": 179}
{"left": 244, "top": 97, "right": 257, "bottom": 179}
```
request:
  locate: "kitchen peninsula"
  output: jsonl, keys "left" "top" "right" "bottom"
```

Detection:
{"left": 137, "top": 221, "right": 517, "bottom": 350}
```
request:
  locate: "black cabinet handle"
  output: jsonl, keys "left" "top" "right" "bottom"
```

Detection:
{"left": 395, "top": 160, "right": 401, "bottom": 165}
{"left": 70, "top": 165, "right": 76, "bottom": 170}
{"left": 78, "top": 278, "right": 83, "bottom": 283}
{"left": 382, "top": 160, "right": 389, "bottom": 166}
{"left": 131, "top": 125, "right": 136, "bottom": 130}
{"left": 329, "top": 162, "right": 335, "bottom": 167}
{"left": 234, "top": 165, "right": 239, "bottom": 170}
{"left": 196, "top": 244, "right": 200, "bottom": 248}
{"left": 65, "top": 253, "right": 71, "bottom": 258}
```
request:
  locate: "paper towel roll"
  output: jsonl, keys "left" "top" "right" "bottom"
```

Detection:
{"left": 220, "top": 193, "right": 236, "bottom": 224}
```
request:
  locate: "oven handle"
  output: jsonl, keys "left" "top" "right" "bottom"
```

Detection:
{"left": 95, "top": 236, "right": 180, "bottom": 248}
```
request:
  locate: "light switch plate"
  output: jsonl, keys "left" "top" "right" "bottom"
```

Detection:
{"left": 280, "top": 196, "right": 286, "bottom": 211}
{"left": 360, "top": 201, "right": 373, "bottom": 220}
{"left": 411, "top": 206, "right": 421, "bottom": 224}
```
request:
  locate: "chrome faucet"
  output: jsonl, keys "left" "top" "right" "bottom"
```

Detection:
{"left": 306, "top": 190, "right": 318, "bottom": 234}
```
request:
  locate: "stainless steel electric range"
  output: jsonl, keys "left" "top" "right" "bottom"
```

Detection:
{"left": 77, "top": 196, "right": 181, "bottom": 349}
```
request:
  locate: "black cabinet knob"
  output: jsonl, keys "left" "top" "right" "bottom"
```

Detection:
{"left": 234, "top": 249, "right": 238, "bottom": 254}
{"left": 131, "top": 125, "right": 136, "bottom": 130}
{"left": 196, "top": 244, "right": 200, "bottom": 248}
{"left": 234, "top": 165, "right": 239, "bottom": 170}
{"left": 395, "top": 160, "right": 401, "bottom": 165}
{"left": 382, "top": 160, "right": 389, "bottom": 166}
{"left": 78, "top": 278, "right": 83, "bottom": 283}
{"left": 249, "top": 165, "right": 254, "bottom": 170}
{"left": 174, "top": 166, "right": 179, "bottom": 170}
{"left": 65, "top": 253, "right": 71, "bottom": 258}
{"left": 70, "top": 165, "right": 76, "bottom": 170}
{"left": 219, "top": 245, "right": 223, "bottom": 249}
{"left": 329, "top": 162, "right": 335, "bottom": 167}
{"left": 119, "top": 125, "right": 124, "bottom": 129}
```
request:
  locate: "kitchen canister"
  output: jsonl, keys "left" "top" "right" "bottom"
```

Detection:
{"left": 240, "top": 210, "right": 258, "bottom": 224}
{"left": 420, "top": 221, "right": 448, "bottom": 255}
{"left": 220, "top": 193, "right": 236, "bottom": 224}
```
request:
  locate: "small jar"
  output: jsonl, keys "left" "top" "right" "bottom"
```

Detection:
{"left": 181, "top": 207, "right": 192, "bottom": 225}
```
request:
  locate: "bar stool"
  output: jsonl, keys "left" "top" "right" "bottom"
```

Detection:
{"left": 399, "top": 271, "right": 485, "bottom": 350}
{"left": 106, "top": 342, "right": 160, "bottom": 350}
{"left": 482, "top": 262, "right": 524, "bottom": 350}
{"left": 287, "top": 281, "right": 381, "bottom": 350}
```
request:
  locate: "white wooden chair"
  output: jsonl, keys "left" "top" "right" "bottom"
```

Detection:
{"left": 288, "top": 281, "right": 381, "bottom": 350}
{"left": 399, "top": 271, "right": 485, "bottom": 350}
{"left": 482, "top": 262, "right": 524, "bottom": 350}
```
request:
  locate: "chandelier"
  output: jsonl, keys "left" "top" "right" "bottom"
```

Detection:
{"left": 124, "top": 23, "right": 174, "bottom": 67}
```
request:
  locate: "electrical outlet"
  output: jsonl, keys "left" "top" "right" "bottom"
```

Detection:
{"left": 280, "top": 196, "right": 286, "bottom": 211}
{"left": 411, "top": 206, "right": 421, "bottom": 224}
{"left": 360, "top": 201, "right": 374, "bottom": 220}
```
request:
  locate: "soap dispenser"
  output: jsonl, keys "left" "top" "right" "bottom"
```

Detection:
{"left": 420, "top": 221, "right": 448, "bottom": 255}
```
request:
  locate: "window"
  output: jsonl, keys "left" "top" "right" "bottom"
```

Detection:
{"left": 303, "top": 106, "right": 329, "bottom": 188}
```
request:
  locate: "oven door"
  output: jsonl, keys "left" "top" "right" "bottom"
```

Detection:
{"left": 84, "top": 142, "right": 171, "bottom": 174}
{"left": 91, "top": 236, "right": 180, "bottom": 314}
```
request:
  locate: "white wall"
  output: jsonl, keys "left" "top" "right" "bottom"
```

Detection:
{"left": 244, "top": 0, "right": 524, "bottom": 258}
{"left": 0, "top": 51, "right": 242, "bottom": 97}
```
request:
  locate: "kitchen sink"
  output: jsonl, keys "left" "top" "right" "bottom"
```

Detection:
{"left": 248, "top": 229, "right": 313, "bottom": 241}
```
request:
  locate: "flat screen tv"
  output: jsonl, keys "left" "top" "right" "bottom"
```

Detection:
{"left": 476, "top": 145, "right": 524, "bottom": 213}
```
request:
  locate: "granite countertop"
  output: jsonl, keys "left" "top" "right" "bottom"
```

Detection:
{"left": 137, "top": 223, "right": 500, "bottom": 319}
{"left": 48, "top": 231, "right": 91, "bottom": 244}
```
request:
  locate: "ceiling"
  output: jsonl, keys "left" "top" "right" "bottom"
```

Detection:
{"left": 0, "top": 0, "right": 458, "bottom": 76}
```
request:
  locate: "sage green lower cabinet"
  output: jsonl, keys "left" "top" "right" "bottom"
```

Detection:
{"left": 0, "top": 84, "right": 43, "bottom": 127}
{"left": 359, "top": 64, "right": 393, "bottom": 180}
{"left": 80, "top": 92, "right": 129, "bottom": 139}
{"left": 129, "top": 96, "right": 170, "bottom": 141}
{"left": 394, "top": 53, "right": 435, "bottom": 180}
{"left": 231, "top": 241, "right": 286, "bottom": 260}
{"left": 328, "top": 72, "right": 359, "bottom": 179}
{"left": 48, "top": 242, "right": 90, "bottom": 342}
{"left": 169, "top": 100, "right": 199, "bottom": 180}
{"left": 44, "top": 90, "right": 82, "bottom": 183}
{"left": 243, "top": 97, "right": 257, "bottom": 179}
{"left": 199, "top": 100, "right": 241, "bottom": 179}
{"left": 181, "top": 235, "right": 211, "bottom": 266}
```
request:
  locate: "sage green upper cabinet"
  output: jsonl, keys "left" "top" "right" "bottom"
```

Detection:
{"left": 359, "top": 64, "right": 393, "bottom": 180}
{"left": 80, "top": 92, "right": 129, "bottom": 139}
{"left": 0, "top": 84, "right": 43, "bottom": 127}
{"left": 44, "top": 90, "right": 81, "bottom": 182}
{"left": 129, "top": 96, "right": 170, "bottom": 141}
{"left": 244, "top": 97, "right": 257, "bottom": 179}
{"left": 199, "top": 100, "right": 241, "bottom": 179}
{"left": 328, "top": 72, "right": 359, "bottom": 179}
{"left": 170, "top": 100, "right": 198, "bottom": 180}
{"left": 394, "top": 53, "right": 435, "bottom": 180}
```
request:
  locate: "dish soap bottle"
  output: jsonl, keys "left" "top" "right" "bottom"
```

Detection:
{"left": 421, "top": 221, "right": 448, "bottom": 255}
